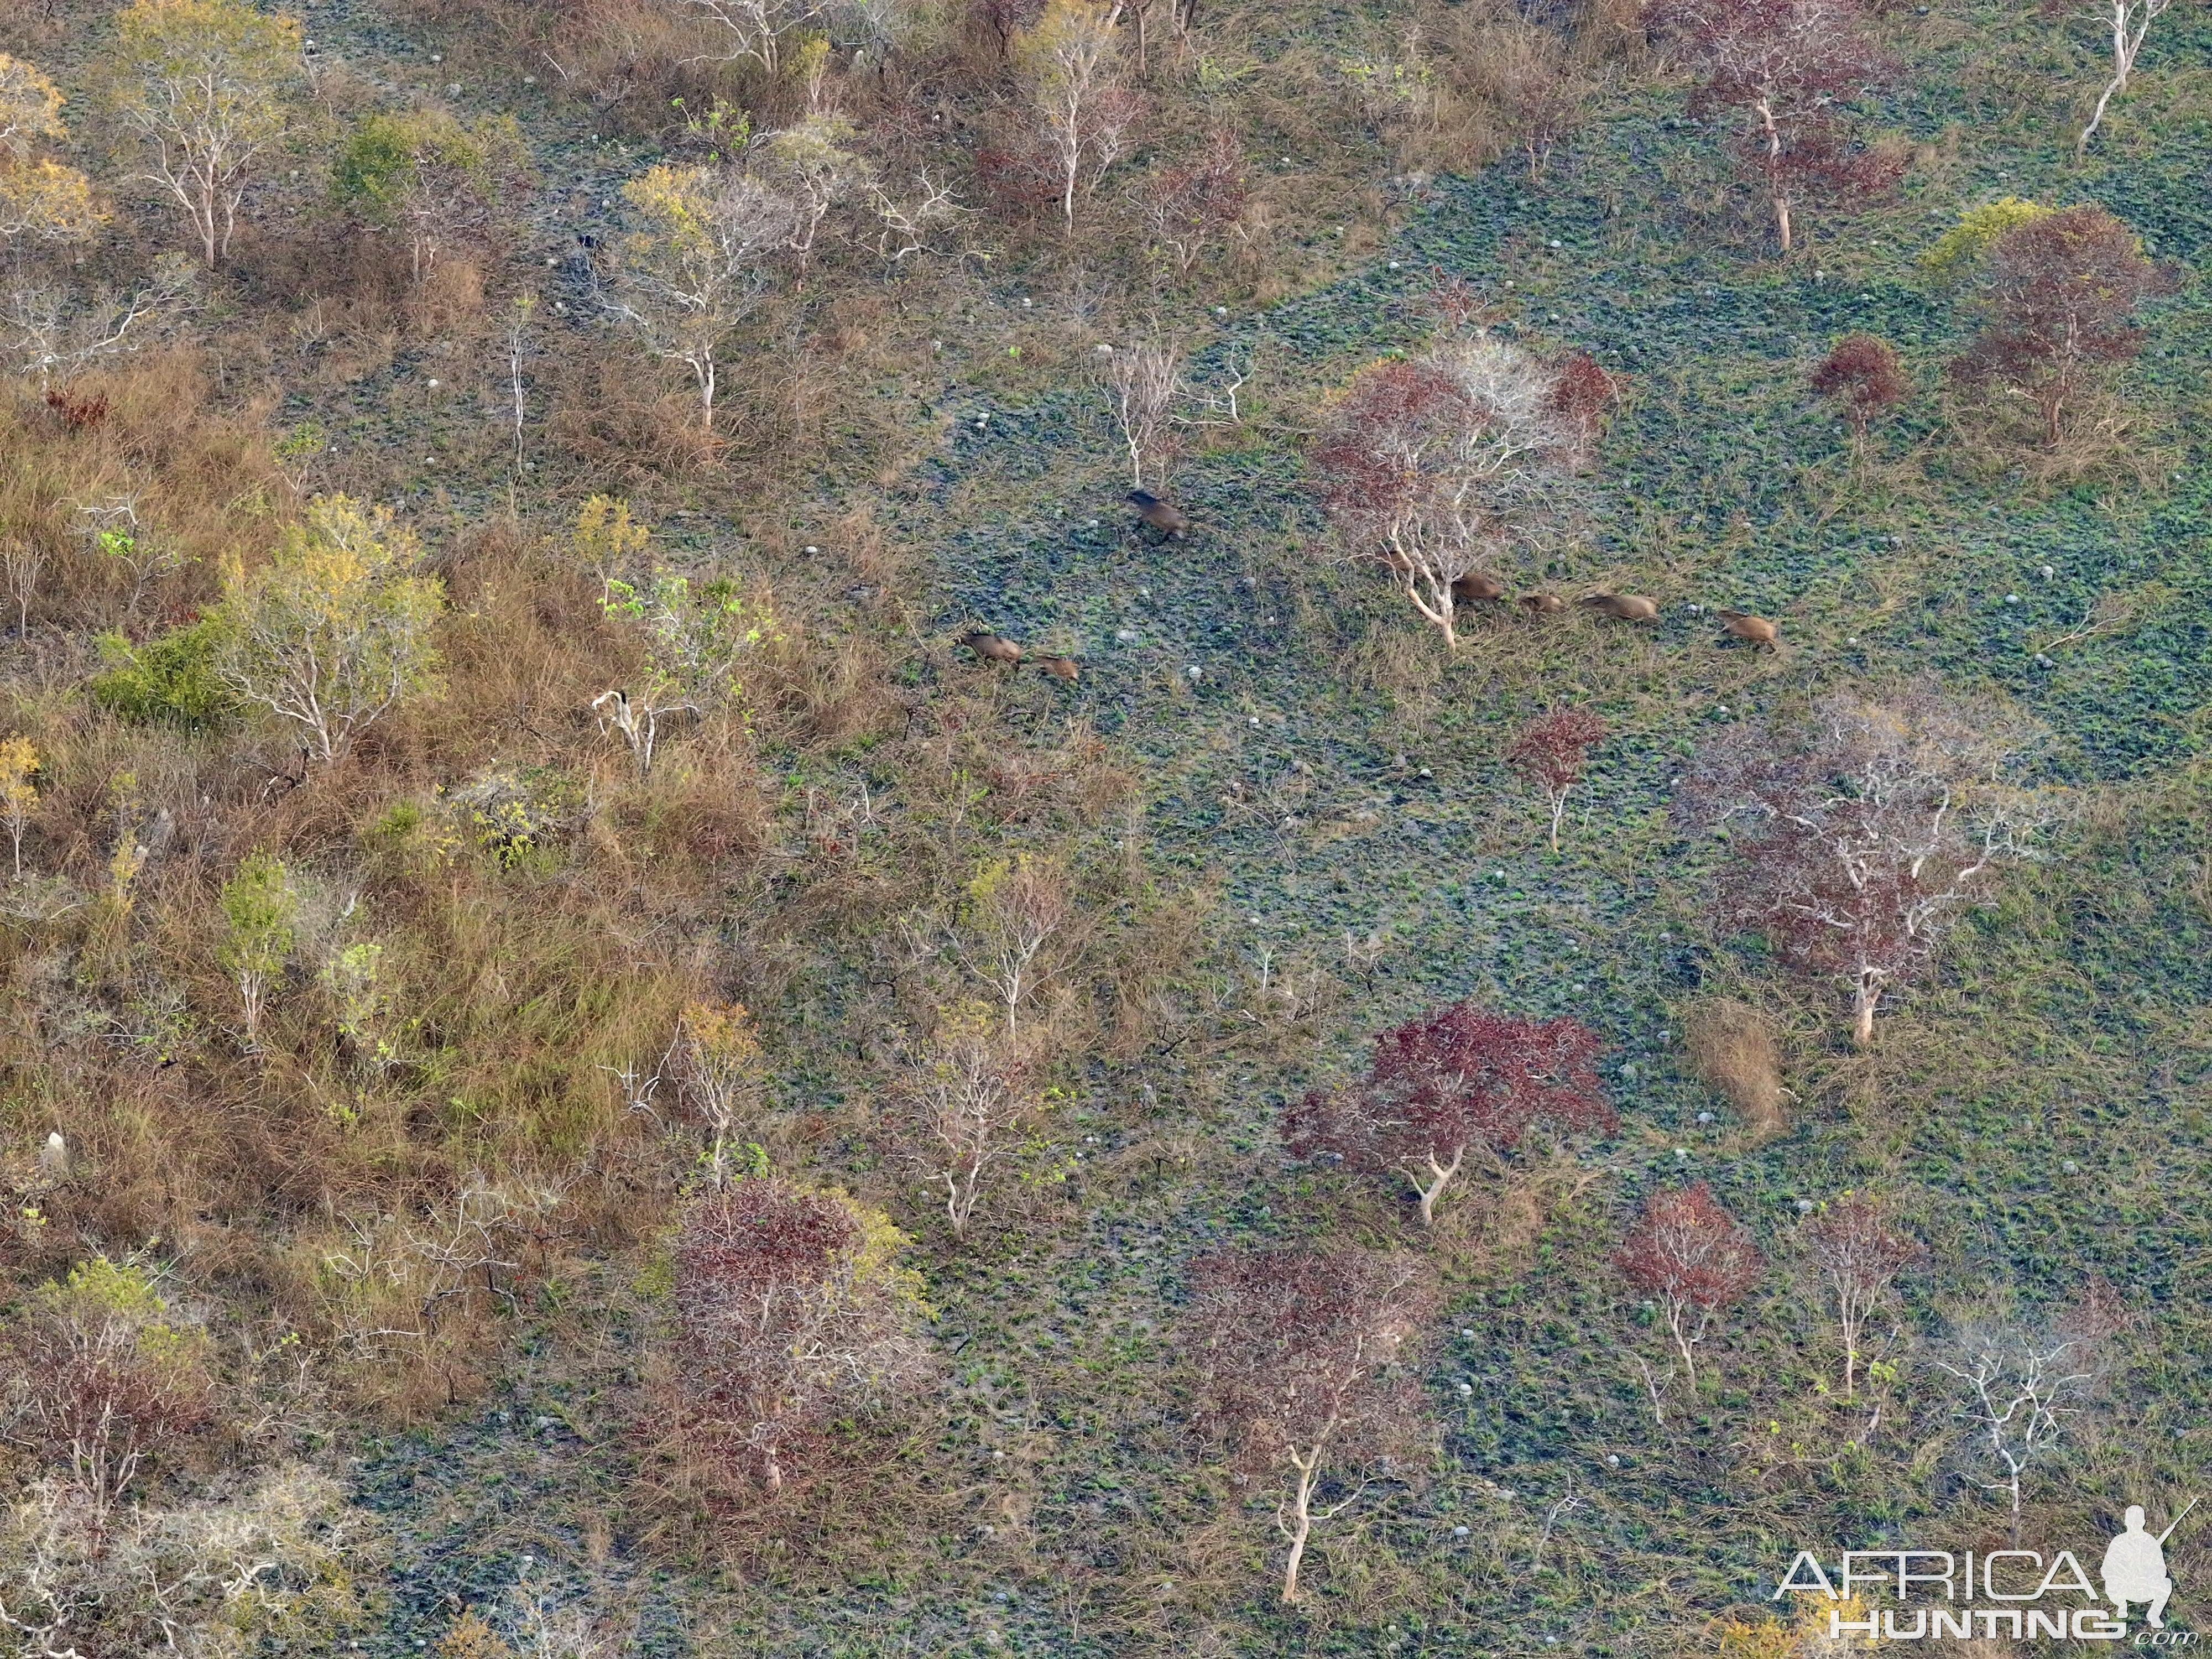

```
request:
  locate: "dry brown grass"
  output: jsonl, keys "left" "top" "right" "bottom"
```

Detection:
{"left": 1684, "top": 998, "right": 1789, "bottom": 1136}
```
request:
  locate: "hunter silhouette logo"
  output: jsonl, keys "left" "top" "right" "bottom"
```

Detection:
{"left": 2104, "top": 1500, "right": 2193, "bottom": 1629}
{"left": 1773, "top": 1500, "right": 2199, "bottom": 1643}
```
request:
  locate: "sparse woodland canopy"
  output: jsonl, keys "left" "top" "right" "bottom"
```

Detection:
{"left": 0, "top": 0, "right": 2194, "bottom": 1646}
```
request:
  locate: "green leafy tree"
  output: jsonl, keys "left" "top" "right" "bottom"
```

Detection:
{"left": 97, "top": 0, "right": 305, "bottom": 268}
{"left": 218, "top": 850, "right": 296, "bottom": 1046}
{"left": 592, "top": 549, "right": 776, "bottom": 778}
{"left": 215, "top": 495, "right": 444, "bottom": 762}
{"left": 91, "top": 618, "right": 239, "bottom": 729}
{"left": 332, "top": 108, "right": 528, "bottom": 283}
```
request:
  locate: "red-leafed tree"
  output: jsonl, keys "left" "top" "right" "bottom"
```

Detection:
{"left": 669, "top": 1177, "right": 933, "bottom": 1499}
{"left": 1802, "top": 1193, "right": 1917, "bottom": 1401}
{"left": 1140, "top": 128, "right": 1248, "bottom": 277}
{"left": 1548, "top": 350, "right": 1626, "bottom": 461}
{"left": 1645, "top": 0, "right": 1900, "bottom": 254}
{"left": 1949, "top": 205, "right": 2169, "bottom": 446}
{"left": 1183, "top": 1248, "right": 1439, "bottom": 1604}
{"left": 1616, "top": 1182, "right": 1761, "bottom": 1384}
{"left": 1811, "top": 333, "right": 1908, "bottom": 460}
{"left": 1676, "top": 684, "right": 2057, "bottom": 1046}
{"left": 1311, "top": 338, "right": 1606, "bottom": 648}
{"left": 1285, "top": 1001, "right": 1612, "bottom": 1226}
{"left": 1507, "top": 707, "right": 1606, "bottom": 852}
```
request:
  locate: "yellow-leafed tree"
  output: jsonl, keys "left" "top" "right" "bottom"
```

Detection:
{"left": 97, "top": 0, "right": 303, "bottom": 267}
{"left": 215, "top": 495, "right": 444, "bottom": 763}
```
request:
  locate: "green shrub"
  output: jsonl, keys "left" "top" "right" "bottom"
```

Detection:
{"left": 90, "top": 619, "right": 238, "bottom": 729}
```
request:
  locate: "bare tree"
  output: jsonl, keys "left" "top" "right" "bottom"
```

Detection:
{"left": 216, "top": 495, "right": 444, "bottom": 764}
{"left": 0, "top": 538, "right": 42, "bottom": 641}
{"left": 1949, "top": 205, "right": 2169, "bottom": 448}
{"left": 504, "top": 290, "right": 536, "bottom": 475}
{"left": 1506, "top": 708, "right": 1606, "bottom": 853}
{"left": 1644, "top": 0, "right": 1898, "bottom": 254}
{"left": 957, "top": 855, "right": 1073, "bottom": 1034}
{"left": 1802, "top": 1193, "right": 1917, "bottom": 1401}
{"left": 673, "top": 1001, "right": 764, "bottom": 1190}
{"left": 1934, "top": 1285, "right": 2124, "bottom": 1545}
{"left": 1015, "top": 0, "right": 1140, "bottom": 230}
{"left": 1285, "top": 1000, "right": 1611, "bottom": 1228}
{"left": 902, "top": 1001, "right": 1044, "bottom": 1237}
{"left": 661, "top": 0, "right": 827, "bottom": 76}
{"left": 1676, "top": 684, "right": 2059, "bottom": 1045}
{"left": 2077, "top": 0, "right": 2172, "bottom": 155}
{"left": 1184, "top": 1248, "right": 1439, "bottom": 1603}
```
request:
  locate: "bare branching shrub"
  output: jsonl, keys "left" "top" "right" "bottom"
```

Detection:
{"left": 4, "top": 255, "right": 198, "bottom": 386}
{"left": 0, "top": 1468, "right": 364, "bottom": 1657}
{"left": 1682, "top": 998, "right": 1785, "bottom": 1134}
{"left": 1185, "top": 1248, "right": 1438, "bottom": 1604}
{"left": 1935, "top": 1282, "right": 2125, "bottom": 1544}
{"left": 313, "top": 1176, "right": 552, "bottom": 1412}
{"left": 665, "top": 1178, "right": 933, "bottom": 1499}
{"left": 900, "top": 1000, "right": 1049, "bottom": 1237}
{"left": 674, "top": 1000, "right": 764, "bottom": 1189}
{"left": 1801, "top": 1193, "right": 1917, "bottom": 1401}
{"left": 1140, "top": 128, "right": 1248, "bottom": 276}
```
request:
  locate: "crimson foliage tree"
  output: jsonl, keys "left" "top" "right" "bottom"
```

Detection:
{"left": 1811, "top": 333, "right": 1908, "bottom": 453}
{"left": 1645, "top": 0, "right": 1900, "bottom": 254}
{"left": 1616, "top": 1182, "right": 1760, "bottom": 1384}
{"left": 1507, "top": 707, "right": 1606, "bottom": 852}
{"left": 1285, "top": 1001, "right": 1611, "bottom": 1226}
{"left": 1675, "top": 685, "right": 2054, "bottom": 1046}
{"left": 669, "top": 1177, "right": 933, "bottom": 1499}
{"left": 1311, "top": 339, "right": 1613, "bottom": 647}
{"left": 1950, "top": 205, "right": 2169, "bottom": 446}
{"left": 1184, "top": 1248, "right": 1438, "bottom": 1604}
{"left": 1802, "top": 1193, "right": 1917, "bottom": 1401}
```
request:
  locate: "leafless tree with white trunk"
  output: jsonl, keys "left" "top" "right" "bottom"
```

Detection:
{"left": 903, "top": 1003, "right": 1043, "bottom": 1237}
{"left": 1934, "top": 1285, "right": 2123, "bottom": 1545}
{"left": 2077, "top": 0, "right": 2172, "bottom": 156}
